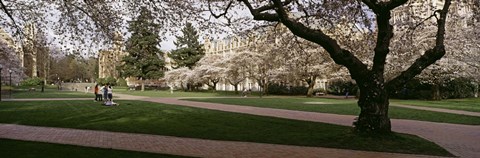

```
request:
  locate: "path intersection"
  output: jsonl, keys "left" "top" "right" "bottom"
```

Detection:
{"left": 1, "top": 94, "right": 479, "bottom": 158}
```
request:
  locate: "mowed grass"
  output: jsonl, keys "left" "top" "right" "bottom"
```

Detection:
{"left": 391, "top": 98, "right": 480, "bottom": 112}
{"left": 0, "top": 139, "right": 187, "bottom": 158}
{"left": 0, "top": 100, "right": 451, "bottom": 156}
{"left": 115, "top": 89, "right": 248, "bottom": 98}
{"left": 185, "top": 97, "right": 480, "bottom": 125}
{"left": 12, "top": 88, "right": 93, "bottom": 99}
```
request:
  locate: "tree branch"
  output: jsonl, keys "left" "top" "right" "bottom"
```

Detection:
{"left": 387, "top": 0, "right": 452, "bottom": 91}
{"left": 0, "top": 0, "right": 15, "bottom": 25}
{"left": 384, "top": 0, "right": 409, "bottom": 10}
{"left": 208, "top": 0, "right": 233, "bottom": 19}
{"left": 362, "top": 0, "right": 408, "bottom": 13}
{"left": 269, "top": 0, "right": 368, "bottom": 81}
{"left": 0, "top": 0, "right": 22, "bottom": 35}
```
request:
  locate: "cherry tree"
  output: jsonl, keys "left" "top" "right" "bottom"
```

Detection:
{"left": 387, "top": 1, "right": 479, "bottom": 100}
{"left": 222, "top": 51, "right": 251, "bottom": 94}
{"left": 272, "top": 29, "right": 335, "bottom": 97}
{"left": 193, "top": 54, "right": 225, "bottom": 91}
{"left": 243, "top": 43, "right": 283, "bottom": 96}
{"left": 0, "top": 40, "right": 24, "bottom": 85}
{"left": 164, "top": 67, "right": 194, "bottom": 91}
{"left": 206, "top": 0, "right": 459, "bottom": 133}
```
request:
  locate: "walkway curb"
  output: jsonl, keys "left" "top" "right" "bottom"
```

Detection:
{"left": 0, "top": 124, "right": 444, "bottom": 158}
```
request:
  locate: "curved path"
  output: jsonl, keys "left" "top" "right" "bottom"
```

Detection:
{"left": 2, "top": 94, "right": 479, "bottom": 157}
{"left": 0, "top": 124, "right": 439, "bottom": 158}
{"left": 390, "top": 104, "right": 480, "bottom": 117}
{"left": 144, "top": 98, "right": 480, "bottom": 158}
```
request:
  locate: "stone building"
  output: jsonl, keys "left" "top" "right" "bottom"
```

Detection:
{"left": 98, "top": 32, "right": 127, "bottom": 79}
{"left": 22, "top": 23, "right": 38, "bottom": 77}
{"left": 202, "top": 30, "right": 329, "bottom": 92}
{"left": 0, "top": 28, "right": 23, "bottom": 62}
{"left": 392, "top": 0, "right": 475, "bottom": 27}
{"left": 202, "top": 35, "right": 258, "bottom": 91}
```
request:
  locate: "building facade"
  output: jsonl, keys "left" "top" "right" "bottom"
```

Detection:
{"left": 98, "top": 32, "right": 127, "bottom": 79}
{"left": 202, "top": 33, "right": 328, "bottom": 92}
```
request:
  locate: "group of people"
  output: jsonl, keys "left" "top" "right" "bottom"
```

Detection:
{"left": 94, "top": 84, "right": 115, "bottom": 105}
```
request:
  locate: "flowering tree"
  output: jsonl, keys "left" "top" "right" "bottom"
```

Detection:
{"left": 206, "top": 0, "right": 459, "bottom": 134}
{"left": 2, "top": 0, "right": 476, "bottom": 135}
{"left": 193, "top": 54, "right": 225, "bottom": 91}
{"left": 272, "top": 29, "right": 335, "bottom": 97}
{"left": 0, "top": 40, "right": 24, "bottom": 85}
{"left": 387, "top": 1, "right": 479, "bottom": 100}
{"left": 222, "top": 51, "right": 251, "bottom": 94}
{"left": 164, "top": 67, "right": 194, "bottom": 91}
{"left": 242, "top": 45, "right": 282, "bottom": 96}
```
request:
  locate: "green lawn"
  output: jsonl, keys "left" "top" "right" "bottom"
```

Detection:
{"left": 391, "top": 98, "right": 480, "bottom": 112}
{"left": 11, "top": 88, "right": 93, "bottom": 99}
{"left": 0, "top": 100, "right": 451, "bottom": 156}
{"left": 185, "top": 97, "right": 480, "bottom": 125}
{"left": 116, "top": 89, "right": 247, "bottom": 97}
{"left": 0, "top": 139, "right": 186, "bottom": 158}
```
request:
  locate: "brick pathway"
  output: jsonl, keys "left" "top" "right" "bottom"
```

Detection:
{"left": 0, "top": 124, "right": 441, "bottom": 158}
{"left": 144, "top": 98, "right": 480, "bottom": 158}
{"left": 3, "top": 95, "right": 479, "bottom": 157}
{"left": 390, "top": 104, "right": 480, "bottom": 117}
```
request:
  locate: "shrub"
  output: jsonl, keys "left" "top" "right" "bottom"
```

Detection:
{"left": 327, "top": 80, "right": 357, "bottom": 95}
{"left": 116, "top": 78, "right": 128, "bottom": 87}
{"left": 20, "top": 77, "right": 43, "bottom": 86}
{"left": 97, "top": 77, "right": 117, "bottom": 86}
{"left": 441, "top": 77, "right": 476, "bottom": 99}
{"left": 391, "top": 78, "right": 476, "bottom": 100}
{"left": 267, "top": 83, "right": 307, "bottom": 95}
{"left": 390, "top": 79, "right": 431, "bottom": 99}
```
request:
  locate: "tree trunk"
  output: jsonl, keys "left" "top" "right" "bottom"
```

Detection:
{"left": 475, "top": 83, "right": 478, "bottom": 98}
{"left": 353, "top": 81, "right": 391, "bottom": 134}
{"left": 307, "top": 83, "right": 315, "bottom": 97}
{"left": 263, "top": 82, "right": 269, "bottom": 96}
{"left": 180, "top": 82, "right": 185, "bottom": 91}
{"left": 140, "top": 78, "right": 145, "bottom": 91}
{"left": 233, "top": 84, "right": 238, "bottom": 94}
{"left": 306, "top": 76, "right": 316, "bottom": 97}
{"left": 212, "top": 81, "right": 217, "bottom": 92}
{"left": 42, "top": 60, "right": 48, "bottom": 93}
{"left": 432, "top": 84, "right": 441, "bottom": 100}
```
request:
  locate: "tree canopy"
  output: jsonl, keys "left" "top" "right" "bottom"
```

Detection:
{"left": 203, "top": 0, "right": 477, "bottom": 134}
{"left": 169, "top": 22, "right": 205, "bottom": 69}
{"left": 118, "top": 7, "right": 165, "bottom": 81}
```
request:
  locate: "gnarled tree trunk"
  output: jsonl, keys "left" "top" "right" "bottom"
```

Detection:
{"left": 432, "top": 84, "right": 441, "bottom": 100}
{"left": 306, "top": 76, "right": 317, "bottom": 97}
{"left": 354, "top": 80, "right": 391, "bottom": 134}
{"left": 233, "top": 84, "right": 238, "bottom": 94}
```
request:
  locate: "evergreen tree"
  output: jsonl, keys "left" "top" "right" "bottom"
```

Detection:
{"left": 169, "top": 22, "right": 205, "bottom": 69}
{"left": 119, "top": 7, "right": 165, "bottom": 91}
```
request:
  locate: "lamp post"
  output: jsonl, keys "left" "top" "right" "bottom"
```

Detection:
{"left": 0, "top": 64, "right": 2, "bottom": 101}
{"left": 9, "top": 69, "right": 12, "bottom": 98}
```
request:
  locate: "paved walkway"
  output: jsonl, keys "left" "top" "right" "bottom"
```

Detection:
{"left": 2, "top": 95, "right": 479, "bottom": 157}
{"left": 390, "top": 104, "right": 480, "bottom": 117}
{"left": 144, "top": 98, "right": 480, "bottom": 158}
{"left": 0, "top": 124, "right": 441, "bottom": 158}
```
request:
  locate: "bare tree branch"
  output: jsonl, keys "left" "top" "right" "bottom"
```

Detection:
{"left": 0, "top": 0, "right": 22, "bottom": 35}
{"left": 208, "top": 0, "right": 233, "bottom": 19}
{"left": 269, "top": 0, "right": 368, "bottom": 81}
{"left": 387, "top": 0, "right": 452, "bottom": 91}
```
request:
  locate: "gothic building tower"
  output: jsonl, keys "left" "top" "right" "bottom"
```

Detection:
{"left": 98, "top": 31, "right": 127, "bottom": 79}
{"left": 23, "top": 23, "right": 38, "bottom": 77}
{"left": 0, "top": 28, "right": 23, "bottom": 66}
